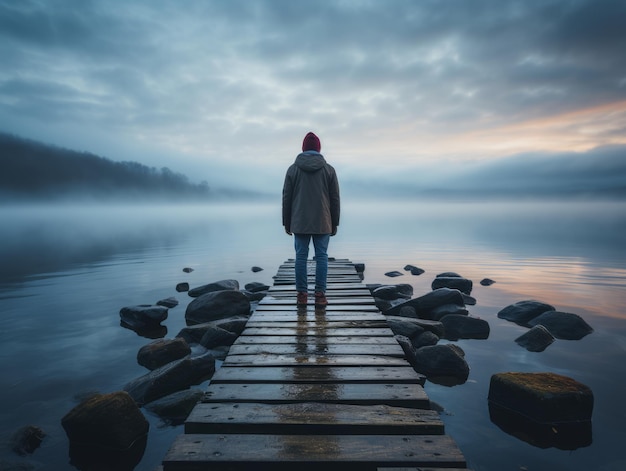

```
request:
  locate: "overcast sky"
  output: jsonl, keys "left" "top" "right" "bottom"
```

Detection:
{"left": 1, "top": 0, "right": 625, "bottom": 195}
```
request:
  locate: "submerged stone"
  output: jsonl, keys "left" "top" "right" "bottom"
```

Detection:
{"left": 515, "top": 325, "right": 555, "bottom": 352}
{"left": 528, "top": 311, "right": 593, "bottom": 340}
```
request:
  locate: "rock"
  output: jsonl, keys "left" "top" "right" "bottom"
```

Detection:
{"left": 183, "top": 267, "right": 194, "bottom": 273}
{"left": 413, "top": 344, "right": 470, "bottom": 382}
{"left": 199, "top": 325, "right": 238, "bottom": 349}
{"left": 497, "top": 300, "right": 555, "bottom": 326}
{"left": 488, "top": 372, "right": 594, "bottom": 424}
{"left": 242, "top": 289, "right": 267, "bottom": 302}
{"left": 123, "top": 354, "right": 215, "bottom": 405}
{"left": 404, "top": 264, "right": 425, "bottom": 275}
{"left": 528, "top": 311, "right": 593, "bottom": 340}
{"left": 61, "top": 391, "right": 149, "bottom": 450}
{"left": 386, "top": 316, "right": 445, "bottom": 337}
{"left": 157, "top": 296, "right": 179, "bottom": 308}
{"left": 373, "top": 284, "right": 413, "bottom": 300}
{"left": 397, "top": 306, "right": 417, "bottom": 318}
{"left": 515, "top": 325, "right": 555, "bottom": 352}
{"left": 384, "top": 288, "right": 466, "bottom": 319}
{"left": 176, "top": 282, "right": 189, "bottom": 292}
{"left": 176, "top": 323, "right": 214, "bottom": 344}
{"left": 384, "top": 270, "right": 404, "bottom": 277}
{"left": 374, "top": 298, "right": 394, "bottom": 312}
{"left": 185, "top": 290, "right": 250, "bottom": 325}
{"left": 353, "top": 263, "right": 365, "bottom": 273}
{"left": 461, "top": 293, "right": 477, "bottom": 306}
{"left": 212, "top": 316, "right": 249, "bottom": 335}
{"left": 67, "top": 436, "right": 147, "bottom": 471}
{"left": 188, "top": 279, "right": 239, "bottom": 297}
{"left": 480, "top": 278, "right": 495, "bottom": 286}
{"left": 137, "top": 338, "right": 191, "bottom": 370}
{"left": 119, "top": 305, "right": 168, "bottom": 331}
{"left": 432, "top": 276, "right": 473, "bottom": 295}
{"left": 144, "top": 389, "right": 204, "bottom": 425}
{"left": 440, "top": 315, "right": 490, "bottom": 340}
{"left": 244, "top": 282, "right": 270, "bottom": 293}
{"left": 251, "top": 266, "right": 264, "bottom": 272}
{"left": 10, "top": 425, "right": 45, "bottom": 455}
{"left": 413, "top": 330, "right": 439, "bottom": 348}
{"left": 394, "top": 335, "right": 419, "bottom": 367}
{"left": 429, "top": 304, "right": 469, "bottom": 321}
{"left": 387, "top": 318, "right": 425, "bottom": 339}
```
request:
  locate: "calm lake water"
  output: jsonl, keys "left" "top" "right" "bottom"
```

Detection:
{"left": 1, "top": 199, "right": 625, "bottom": 471}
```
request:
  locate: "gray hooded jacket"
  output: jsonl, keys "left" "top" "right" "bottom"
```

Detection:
{"left": 282, "top": 151, "right": 340, "bottom": 234}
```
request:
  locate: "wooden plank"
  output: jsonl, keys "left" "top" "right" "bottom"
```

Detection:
{"left": 269, "top": 283, "right": 368, "bottom": 291}
{"left": 239, "top": 327, "right": 394, "bottom": 337}
{"left": 244, "top": 319, "right": 389, "bottom": 328}
{"left": 186, "top": 402, "right": 444, "bottom": 435}
{"left": 227, "top": 343, "right": 405, "bottom": 357}
{"left": 234, "top": 335, "right": 399, "bottom": 345}
{"left": 260, "top": 296, "right": 376, "bottom": 305}
{"left": 224, "top": 354, "right": 410, "bottom": 367}
{"left": 202, "top": 383, "right": 429, "bottom": 408}
{"left": 210, "top": 366, "right": 425, "bottom": 385}
{"left": 254, "top": 304, "right": 380, "bottom": 312}
{"left": 269, "top": 289, "right": 372, "bottom": 296}
{"left": 162, "top": 434, "right": 466, "bottom": 470}
{"left": 249, "top": 312, "right": 386, "bottom": 322}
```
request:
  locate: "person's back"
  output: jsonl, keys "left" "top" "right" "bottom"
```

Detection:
{"left": 282, "top": 132, "right": 340, "bottom": 307}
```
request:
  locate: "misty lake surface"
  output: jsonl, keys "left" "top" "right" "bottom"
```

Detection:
{"left": 1, "top": 199, "right": 625, "bottom": 471}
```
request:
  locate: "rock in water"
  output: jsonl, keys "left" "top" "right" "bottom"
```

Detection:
{"left": 61, "top": 391, "right": 149, "bottom": 450}
{"left": 432, "top": 276, "right": 473, "bottom": 295}
{"left": 515, "top": 325, "right": 555, "bottom": 352}
{"left": 185, "top": 290, "right": 250, "bottom": 325}
{"left": 144, "top": 389, "right": 204, "bottom": 425}
{"left": 528, "top": 311, "right": 593, "bottom": 340}
{"left": 119, "top": 305, "right": 168, "bottom": 331}
{"left": 188, "top": 279, "right": 239, "bottom": 297}
{"left": 10, "top": 425, "right": 45, "bottom": 455}
{"left": 440, "top": 314, "right": 490, "bottom": 340}
{"left": 137, "top": 338, "right": 191, "bottom": 370}
{"left": 488, "top": 372, "right": 593, "bottom": 424}
{"left": 497, "top": 300, "right": 555, "bottom": 326}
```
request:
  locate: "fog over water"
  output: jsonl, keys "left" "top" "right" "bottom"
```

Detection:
{"left": 0, "top": 199, "right": 625, "bottom": 470}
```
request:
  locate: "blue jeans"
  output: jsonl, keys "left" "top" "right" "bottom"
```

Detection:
{"left": 294, "top": 234, "right": 330, "bottom": 293}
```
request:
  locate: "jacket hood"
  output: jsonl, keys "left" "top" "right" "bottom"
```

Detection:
{"left": 295, "top": 152, "right": 326, "bottom": 172}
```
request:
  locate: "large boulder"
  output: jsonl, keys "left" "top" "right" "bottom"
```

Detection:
{"left": 245, "top": 282, "right": 270, "bottom": 293}
{"left": 432, "top": 274, "right": 473, "bottom": 295}
{"left": 440, "top": 315, "right": 490, "bottom": 340}
{"left": 385, "top": 316, "right": 445, "bottom": 337}
{"left": 185, "top": 290, "right": 250, "bottom": 325}
{"left": 144, "top": 389, "right": 204, "bottom": 425}
{"left": 137, "top": 338, "right": 191, "bottom": 370}
{"left": 497, "top": 300, "right": 555, "bottom": 326}
{"left": 384, "top": 288, "right": 466, "bottom": 319}
{"left": 413, "top": 344, "right": 470, "bottom": 382}
{"left": 528, "top": 311, "right": 593, "bottom": 340}
{"left": 429, "top": 304, "right": 468, "bottom": 321}
{"left": 387, "top": 318, "right": 425, "bottom": 339}
{"left": 61, "top": 391, "right": 148, "bottom": 450}
{"left": 372, "top": 284, "right": 413, "bottom": 300}
{"left": 119, "top": 305, "right": 168, "bottom": 331}
{"left": 413, "top": 330, "right": 439, "bottom": 348}
{"left": 515, "top": 325, "right": 555, "bottom": 352}
{"left": 123, "top": 353, "right": 215, "bottom": 405}
{"left": 488, "top": 372, "right": 593, "bottom": 424}
{"left": 188, "top": 279, "right": 239, "bottom": 297}
{"left": 199, "top": 325, "right": 238, "bottom": 349}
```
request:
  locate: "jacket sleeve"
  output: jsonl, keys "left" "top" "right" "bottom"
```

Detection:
{"left": 329, "top": 167, "right": 340, "bottom": 228}
{"left": 282, "top": 169, "right": 293, "bottom": 230}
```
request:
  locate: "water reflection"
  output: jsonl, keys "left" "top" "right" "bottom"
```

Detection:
{"left": 488, "top": 402, "right": 592, "bottom": 450}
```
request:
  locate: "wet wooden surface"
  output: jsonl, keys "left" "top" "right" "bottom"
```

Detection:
{"left": 160, "top": 259, "right": 469, "bottom": 471}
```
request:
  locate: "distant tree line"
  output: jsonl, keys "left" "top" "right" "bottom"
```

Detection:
{"left": 0, "top": 132, "right": 211, "bottom": 201}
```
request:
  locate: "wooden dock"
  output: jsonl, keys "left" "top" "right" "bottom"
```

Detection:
{"left": 160, "top": 259, "right": 469, "bottom": 470}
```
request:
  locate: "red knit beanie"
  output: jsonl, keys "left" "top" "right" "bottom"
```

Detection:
{"left": 302, "top": 132, "right": 321, "bottom": 152}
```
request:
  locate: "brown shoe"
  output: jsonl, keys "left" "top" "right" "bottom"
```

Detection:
{"left": 314, "top": 291, "right": 328, "bottom": 307}
{"left": 297, "top": 291, "right": 308, "bottom": 306}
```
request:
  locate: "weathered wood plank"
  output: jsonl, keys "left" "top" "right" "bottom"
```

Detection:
{"left": 202, "top": 383, "right": 429, "bottom": 408}
{"left": 234, "top": 335, "right": 399, "bottom": 345}
{"left": 260, "top": 296, "right": 376, "bottom": 305}
{"left": 244, "top": 319, "right": 389, "bottom": 328}
{"left": 269, "top": 283, "right": 368, "bottom": 291}
{"left": 162, "top": 434, "right": 466, "bottom": 470}
{"left": 255, "top": 304, "right": 380, "bottom": 312}
{"left": 224, "top": 353, "right": 410, "bottom": 367}
{"left": 210, "top": 366, "right": 425, "bottom": 384}
{"left": 227, "top": 343, "right": 405, "bottom": 357}
{"left": 239, "top": 327, "right": 394, "bottom": 337}
{"left": 249, "top": 312, "right": 386, "bottom": 322}
{"left": 269, "top": 289, "right": 372, "bottom": 296}
{"left": 186, "top": 402, "right": 444, "bottom": 435}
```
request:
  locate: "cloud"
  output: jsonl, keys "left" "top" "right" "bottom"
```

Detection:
{"left": 0, "top": 0, "right": 625, "bottom": 192}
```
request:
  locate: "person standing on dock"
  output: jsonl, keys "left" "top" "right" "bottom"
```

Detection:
{"left": 282, "top": 131, "right": 340, "bottom": 307}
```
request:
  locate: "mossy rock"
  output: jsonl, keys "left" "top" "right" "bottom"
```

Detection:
{"left": 488, "top": 372, "right": 593, "bottom": 424}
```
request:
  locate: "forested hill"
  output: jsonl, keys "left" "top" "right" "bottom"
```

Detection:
{"left": 0, "top": 132, "right": 215, "bottom": 201}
